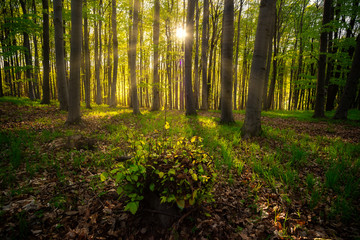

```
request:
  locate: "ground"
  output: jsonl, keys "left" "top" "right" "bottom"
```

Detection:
{"left": 0, "top": 98, "right": 359, "bottom": 239}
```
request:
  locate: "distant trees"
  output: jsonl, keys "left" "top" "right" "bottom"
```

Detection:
{"left": 0, "top": 0, "right": 359, "bottom": 121}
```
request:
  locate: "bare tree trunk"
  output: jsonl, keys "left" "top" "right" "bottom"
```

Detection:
{"left": 184, "top": 0, "right": 197, "bottom": 115}
{"left": 41, "top": 0, "right": 50, "bottom": 104}
{"left": 334, "top": 34, "right": 360, "bottom": 119}
{"left": 201, "top": 0, "right": 209, "bottom": 110}
{"left": 314, "top": 0, "right": 332, "bottom": 118}
{"left": 194, "top": 0, "right": 200, "bottom": 109}
{"left": 130, "top": 0, "right": 141, "bottom": 114}
{"left": 220, "top": 0, "right": 234, "bottom": 123}
{"left": 53, "top": 0, "right": 69, "bottom": 110}
{"left": 241, "top": 0, "right": 276, "bottom": 138}
{"left": 151, "top": 0, "right": 160, "bottom": 111}
{"left": 19, "top": 0, "right": 35, "bottom": 101}
{"left": 84, "top": 0, "right": 91, "bottom": 109}
{"left": 110, "top": 0, "right": 119, "bottom": 107}
{"left": 66, "top": 0, "right": 82, "bottom": 124}
{"left": 95, "top": 1, "right": 102, "bottom": 105}
{"left": 233, "top": 1, "right": 243, "bottom": 111}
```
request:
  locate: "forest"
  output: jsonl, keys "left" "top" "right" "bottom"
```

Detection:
{"left": 0, "top": 0, "right": 360, "bottom": 239}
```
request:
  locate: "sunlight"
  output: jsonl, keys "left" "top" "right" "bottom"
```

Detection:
{"left": 176, "top": 27, "right": 186, "bottom": 39}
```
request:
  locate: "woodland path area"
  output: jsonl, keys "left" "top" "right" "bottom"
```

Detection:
{"left": 0, "top": 100, "right": 360, "bottom": 239}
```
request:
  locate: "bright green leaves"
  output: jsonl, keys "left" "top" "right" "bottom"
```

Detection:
{"left": 108, "top": 135, "right": 216, "bottom": 215}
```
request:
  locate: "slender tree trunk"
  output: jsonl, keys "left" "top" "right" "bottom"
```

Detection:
{"left": 233, "top": 1, "right": 243, "bottom": 111}
{"left": 53, "top": 0, "right": 69, "bottom": 110}
{"left": 110, "top": 0, "right": 119, "bottom": 107}
{"left": 314, "top": 0, "right": 333, "bottom": 118}
{"left": 130, "top": 0, "right": 141, "bottom": 114}
{"left": 201, "top": 0, "right": 209, "bottom": 110}
{"left": 66, "top": 0, "right": 82, "bottom": 124}
{"left": 241, "top": 0, "right": 276, "bottom": 138}
{"left": 83, "top": 0, "right": 91, "bottom": 109}
{"left": 151, "top": 0, "right": 160, "bottom": 111}
{"left": 19, "top": 0, "right": 35, "bottom": 101}
{"left": 41, "top": 0, "right": 50, "bottom": 104}
{"left": 220, "top": 0, "right": 234, "bottom": 123}
{"left": 166, "top": 19, "right": 173, "bottom": 110}
{"left": 194, "top": 0, "right": 200, "bottom": 109}
{"left": 95, "top": 1, "right": 102, "bottom": 105}
{"left": 184, "top": 0, "right": 197, "bottom": 115}
{"left": 334, "top": 34, "right": 360, "bottom": 119}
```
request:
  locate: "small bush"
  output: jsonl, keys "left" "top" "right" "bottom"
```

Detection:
{"left": 106, "top": 136, "right": 216, "bottom": 214}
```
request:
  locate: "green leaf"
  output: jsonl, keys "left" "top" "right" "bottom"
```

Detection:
{"left": 176, "top": 199, "right": 185, "bottom": 209}
{"left": 100, "top": 172, "right": 108, "bottom": 182}
{"left": 149, "top": 183, "right": 155, "bottom": 192}
{"left": 168, "top": 169, "right": 176, "bottom": 175}
{"left": 158, "top": 172, "right": 164, "bottom": 178}
{"left": 117, "top": 186, "right": 124, "bottom": 195}
{"left": 125, "top": 201, "right": 139, "bottom": 215}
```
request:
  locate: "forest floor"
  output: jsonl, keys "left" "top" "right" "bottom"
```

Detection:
{"left": 0, "top": 97, "right": 360, "bottom": 239}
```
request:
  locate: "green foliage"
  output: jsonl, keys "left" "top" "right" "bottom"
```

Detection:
{"left": 107, "top": 136, "right": 216, "bottom": 214}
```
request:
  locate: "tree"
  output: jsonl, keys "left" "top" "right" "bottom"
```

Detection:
{"left": 184, "top": 0, "right": 197, "bottom": 116}
{"left": 200, "top": 0, "right": 209, "bottom": 110}
{"left": 95, "top": 0, "right": 102, "bottom": 105}
{"left": 66, "top": 0, "right": 82, "bottom": 124}
{"left": 109, "top": 0, "right": 119, "bottom": 107}
{"left": 220, "top": 0, "right": 235, "bottom": 124}
{"left": 333, "top": 34, "right": 360, "bottom": 119}
{"left": 130, "top": 0, "right": 141, "bottom": 114}
{"left": 53, "top": 0, "right": 69, "bottom": 111}
{"left": 41, "top": 0, "right": 50, "bottom": 104}
{"left": 84, "top": 0, "right": 91, "bottom": 109}
{"left": 241, "top": 0, "right": 276, "bottom": 138}
{"left": 19, "top": 0, "right": 35, "bottom": 101}
{"left": 151, "top": 0, "right": 160, "bottom": 111}
{"left": 313, "top": 0, "right": 332, "bottom": 118}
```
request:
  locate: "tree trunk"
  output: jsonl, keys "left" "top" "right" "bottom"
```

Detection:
{"left": 313, "top": 0, "right": 333, "bottom": 118}
{"left": 84, "top": 0, "right": 91, "bottom": 109}
{"left": 151, "top": 0, "right": 160, "bottom": 111}
{"left": 130, "top": 0, "right": 141, "bottom": 114}
{"left": 233, "top": 1, "right": 243, "bottom": 111}
{"left": 53, "top": 0, "right": 69, "bottom": 110}
{"left": 241, "top": 0, "right": 276, "bottom": 138}
{"left": 184, "top": 0, "right": 197, "bottom": 115}
{"left": 220, "top": 0, "right": 234, "bottom": 124}
{"left": 95, "top": 1, "right": 102, "bottom": 105}
{"left": 334, "top": 34, "right": 360, "bottom": 119}
{"left": 201, "top": 0, "right": 209, "bottom": 110}
{"left": 110, "top": 0, "right": 119, "bottom": 107}
{"left": 41, "top": 0, "right": 50, "bottom": 104}
{"left": 19, "top": 0, "right": 35, "bottom": 101}
{"left": 66, "top": 0, "right": 82, "bottom": 124}
{"left": 194, "top": 0, "right": 200, "bottom": 109}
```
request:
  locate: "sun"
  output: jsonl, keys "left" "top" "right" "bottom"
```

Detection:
{"left": 176, "top": 27, "right": 186, "bottom": 39}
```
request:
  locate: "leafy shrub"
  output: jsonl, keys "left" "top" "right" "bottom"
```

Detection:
{"left": 105, "top": 136, "right": 216, "bottom": 214}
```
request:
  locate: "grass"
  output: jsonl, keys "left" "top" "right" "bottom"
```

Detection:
{"left": 1, "top": 96, "right": 360, "bottom": 238}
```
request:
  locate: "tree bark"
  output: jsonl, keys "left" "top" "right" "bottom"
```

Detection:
{"left": 84, "top": 0, "right": 91, "bottom": 109}
{"left": 313, "top": 0, "right": 332, "bottom": 118}
{"left": 334, "top": 34, "right": 360, "bottom": 119}
{"left": 53, "top": 0, "right": 69, "bottom": 111}
{"left": 66, "top": 0, "right": 82, "bottom": 124}
{"left": 110, "top": 0, "right": 119, "bottom": 107}
{"left": 241, "top": 0, "right": 276, "bottom": 138}
{"left": 233, "top": 1, "right": 243, "bottom": 111}
{"left": 130, "top": 0, "right": 141, "bottom": 114}
{"left": 201, "top": 0, "right": 209, "bottom": 110}
{"left": 184, "top": 0, "right": 197, "bottom": 115}
{"left": 19, "top": 0, "right": 35, "bottom": 101}
{"left": 220, "top": 0, "right": 234, "bottom": 124}
{"left": 41, "top": 0, "right": 50, "bottom": 104}
{"left": 95, "top": 1, "right": 102, "bottom": 105}
{"left": 151, "top": 0, "right": 160, "bottom": 111}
